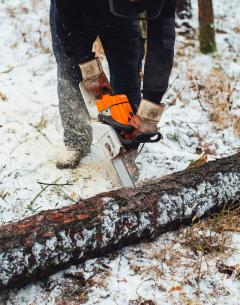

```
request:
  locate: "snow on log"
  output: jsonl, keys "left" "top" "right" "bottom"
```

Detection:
{"left": 0, "top": 153, "right": 240, "bottom": 291}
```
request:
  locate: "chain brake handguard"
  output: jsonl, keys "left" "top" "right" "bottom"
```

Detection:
{"left": 98, "top": 114, "right": 162, "bottom": 150}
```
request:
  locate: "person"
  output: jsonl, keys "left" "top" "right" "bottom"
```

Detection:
{"left": 50, "top": 0, "right": 178, "bottom": 169}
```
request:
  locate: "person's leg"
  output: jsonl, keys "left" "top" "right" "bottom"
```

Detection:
{"left": 99, "top": 20, "right": 144, "bottom": 180}
{"left": 50, "top": 1, "right": 97, "bottom": 168}
{"left": 99, "top": 20, "right": 145, "bottom": 112}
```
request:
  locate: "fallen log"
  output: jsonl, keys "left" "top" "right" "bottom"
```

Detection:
{"left": 0, "top": 153, "right": 240, "bottom": 291}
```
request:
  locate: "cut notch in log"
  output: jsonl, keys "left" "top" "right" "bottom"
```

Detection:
{"left": 0, "top": 153, "right": 240, "bottom": 292}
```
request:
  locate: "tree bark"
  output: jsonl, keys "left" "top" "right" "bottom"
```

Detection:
{"left": 177, "top": 0, "right": 192, "bottom": 20}
{"left": 176, "top": 0, "right": 193, "bottom": 36}
{"left": 1, "top": 153, "right": 240, "bottom": 291}
{"left": 198, "top": 0, "right": 217, "bottom": 53}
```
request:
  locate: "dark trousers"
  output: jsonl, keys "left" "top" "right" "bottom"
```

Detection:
{"left": 50, "top": 2, "right": 144, "bottom": 150}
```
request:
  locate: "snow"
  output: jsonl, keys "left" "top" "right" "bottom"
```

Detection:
{"left": 0, "top": 0, "right": 240, "bottom": 304}
{"left": 101, "top": 199, "right": 118, "bottom": 233}
{"left": 157, "top": 172, "right": 240, "bottom": 227}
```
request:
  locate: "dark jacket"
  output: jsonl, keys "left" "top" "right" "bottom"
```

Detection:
{"left": 52, "top": 0, "right": 177, "bottom": 103}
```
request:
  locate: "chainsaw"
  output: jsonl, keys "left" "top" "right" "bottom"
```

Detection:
{"left": 79, "top": 84, "right": 162, "bottom": 188}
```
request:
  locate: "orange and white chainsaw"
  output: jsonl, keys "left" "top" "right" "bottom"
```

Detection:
{"left": 79, "top": 84, "right": 162, "bottom": 188}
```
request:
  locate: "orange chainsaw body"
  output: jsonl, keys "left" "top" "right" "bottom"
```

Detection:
{"left": 96, "top": 94, "right": 133, "bottom": 125}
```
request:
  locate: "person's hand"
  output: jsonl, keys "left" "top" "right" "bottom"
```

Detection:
{"left": 128, "top": 99, "right": 165, "bottom": 134}
{"left": 128, "top": 114, "right": 158, "bottom": 133}
{"left": 82, "top": 71, "right": 112, "bottom": 99}
{"left": 79, "top": 58, "right": 112, "bottom": 99}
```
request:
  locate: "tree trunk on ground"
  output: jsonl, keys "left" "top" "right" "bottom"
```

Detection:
{"left": 1, "top": 153, "right": 240, "bottom": 292}
{"left": 198, "top": 0, "right": 217, "bottom": 53}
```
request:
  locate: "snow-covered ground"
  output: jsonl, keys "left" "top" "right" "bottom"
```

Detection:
{"left": 0, "top": 0, "right": 240, "bottom": 304}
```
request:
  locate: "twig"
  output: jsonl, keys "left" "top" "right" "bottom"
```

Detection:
{"left": 29, "top": 123, "right": 51, "bottom": 144}
{"left": 136, "top": 143, "right": 145, "bottom": 158}
{"left": 185, "top": 123, "right": 199, "bottom": 136}
{"left": 196, "top": 86, "right": 207, "bottom": 112}
{"left": 54, "top": 186, "right": 77, "bottom": 203}
{"left": 195, "top": 254, "right": 203, "bottom": 297}
{"left": 0, "top": 66, "right": 14, "bottom": 74}
{"left": 0, "top": 61, "right": 35, "bottom": 74}
{"left": 37, "top": 181, "right": 73, "bottom": 187}
{"left": 165, "top": 87, "right": 185, "bottom": 110}
{"left": 113, "top": 294, "right": 119, "bottom": 305}
{"left": 136, "top": 278, "right": 154, "bottom": 298}
{"left": 10, "top": 136, "right": 39, "bottom": 154}
{"left": 162, "top": 74, "right": 179, "bottom": 99}
{"left": 174, "top": 86, "right": 185, "bottom": 101}
{"left": 225, "top": 38, "right": 236, "bottom": 53}
{"left": 27, "top": 177, "right": 61, "bottom": 208}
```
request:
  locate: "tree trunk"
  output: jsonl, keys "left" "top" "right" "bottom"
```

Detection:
{"left": 176, "top": 0, "right": 193, "bottom": 36}
{"left": 177, "top": 0, "right": 192, "bottom": 20}
{"left": 198, "top": 0, "right": 217, "bottom": 53}
{"left": 1, "top": 153, "right": 240, "bottom": 291}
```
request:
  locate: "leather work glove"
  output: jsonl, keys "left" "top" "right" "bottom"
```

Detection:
{"left": 129, "top": 99, "right": 165, "bottom": 134}
{"left": 79, "top": 57, "right": 112, "bottom": 100}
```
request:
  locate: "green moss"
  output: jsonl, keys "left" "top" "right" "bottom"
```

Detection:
{"left": 199, "top": 23, "right": 217, "bottom": 54}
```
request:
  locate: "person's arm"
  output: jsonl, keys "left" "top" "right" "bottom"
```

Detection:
{"left": 143, "top": 0, "right": 178, "bottom": 104}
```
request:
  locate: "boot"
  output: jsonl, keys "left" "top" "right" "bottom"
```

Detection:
{"left": 56, "top": 148, "right": 89, "bottom": 170}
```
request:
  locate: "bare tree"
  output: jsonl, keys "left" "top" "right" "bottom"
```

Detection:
{"left": 198, "top": 0, "right": 217, "bottom": 53}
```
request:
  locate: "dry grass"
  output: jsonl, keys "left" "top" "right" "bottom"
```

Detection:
{"left": 129, "top": 299, "right": 156, "bottom": 305}
{"left": 131, "top": 263, "right": 164, "bottom": 279}
{"left": 33, "top": 114, "right": 48, "bottom": 131}
{"left": 181, "top": 200, "right": 240, "bottom": 257}
{"left": 181, "top": 226, "right": 231, "bottom": 256}
{"left": 5, "top": 2, "right": 51, "bottom": 54}
{"left": 233, "top": 26, "right": 240, "bottom": 34}
{"left": 56, "top": 262, "right": 111, "bottom": 305}
{"left": 207, "top": 200, "right": 240, "bottom": 233}
{"left": 188, "top": 67, "right": 240, "bottom": 137}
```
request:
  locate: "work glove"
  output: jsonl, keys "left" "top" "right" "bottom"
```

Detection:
{"left": 79, "top": 57, "right": 112, "bottom": 100}
{"left": 129, "top": 99, "right": 165, "bottom": 134}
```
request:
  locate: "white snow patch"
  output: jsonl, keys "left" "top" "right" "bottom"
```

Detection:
{"left": 157, "top": 172, "right": 240, "bottom": 225}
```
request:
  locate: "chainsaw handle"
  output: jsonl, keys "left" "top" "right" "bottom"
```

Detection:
{"left": 134, "top": 132, "right": 162, "bottom": 143}
{"left": 119, "top": 132, "right": 162, "bottom": 146}
{"left": 98, "top": 114, "right": 162, "bottom": 148}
